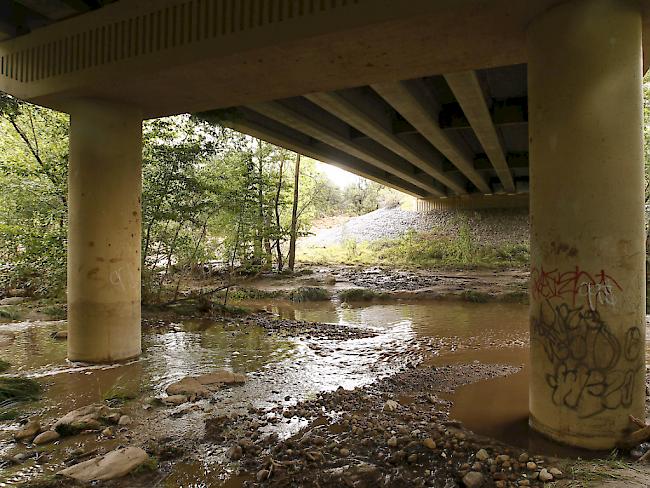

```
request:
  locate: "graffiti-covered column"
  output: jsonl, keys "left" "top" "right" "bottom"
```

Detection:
{"left": 527, "top": 0, "right": 645, "bottom": 449}
{"left": 67, "top": 99, "right": 143, "bottom": 363}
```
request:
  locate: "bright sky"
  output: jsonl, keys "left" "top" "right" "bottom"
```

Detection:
{"left": 314, "top": 160, "right": 362, "bottom": 188}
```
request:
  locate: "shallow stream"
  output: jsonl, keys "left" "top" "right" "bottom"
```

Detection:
{"left": 0, "top": 299, "right": 619, "bottom": 486}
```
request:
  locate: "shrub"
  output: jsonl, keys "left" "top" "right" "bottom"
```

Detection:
{"left": 288, "top": 287, "right": 331, "bottom": 302}
{"left": 0, "top": 377, "right": 41, "bottom": 402}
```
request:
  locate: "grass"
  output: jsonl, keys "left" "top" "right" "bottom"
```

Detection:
{"left": 337, "top": 288, "right": 387, "bottom": 302}
{"left": 461, "top": 290, "right": 491, "bottom": 303}
{"left": 0, "top": 359, "right": 10, "bottom": 373}
{"left": 102, "top": 375, "right": 138, "bottom": 404}
{"left": 288, "top": 287, "right": 331, "bottom": 302}
{"left": 0, "top": 377, "right": 41, "bottom": 403}
{"left": 217, "top": 288, "right": 286, "bottom": 300}
{"left": 298, "top": 226, "right": 530, "bottom": 269}
{"left": 40, "top": 304, "right": 67, "bottom": 320}
{"left": 0, "top": 409, "right": 20, "bottom": 421}
{"left": 559, "top": 452, "right": 640, "bottom": 487}
{"left": 0, "top": 308, "right": 19, "bottom": 320}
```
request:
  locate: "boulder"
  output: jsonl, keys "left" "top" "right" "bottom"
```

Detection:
{"left": 33, "top": 430, "right": 60, "bottom": 445}
{"left": 57, "top": 447, "right": 149, "bottom": 482}
{"left": 118, "top": 415, "right": 132, "bottom": 426}
{"left": 195, "top": 370, "right": 247, "bottom": 386}
{"left": 51, "top": 330, "right": 68, "bottom": 340}
{"left": 53, "top": 404, "right": 120, "bottom": 435}
{"left": 0, "top": 297, "right": 27, "bottom": 305}
{"left": 163, "top": 395, "right": 188, "bottom": 405}
{"left": 165, "top": 377, "right": 210, "bottom": 399}
{"left": 166, "top": 370, "right": 246, "bottom": 399}
{"left": 14, "top": 420, "right": 41, "bottom": 441}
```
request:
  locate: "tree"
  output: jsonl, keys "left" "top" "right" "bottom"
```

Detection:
{"left": 288, "top": 154, "right": 301, "bottom": 271}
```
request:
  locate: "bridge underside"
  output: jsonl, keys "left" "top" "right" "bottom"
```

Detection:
{"left": 0, "top": 0, "right": 649, "bottom": 450}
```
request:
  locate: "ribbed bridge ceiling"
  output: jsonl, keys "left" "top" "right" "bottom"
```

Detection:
{"left": 210, "top": 63, "right": 529, "bottom": 199}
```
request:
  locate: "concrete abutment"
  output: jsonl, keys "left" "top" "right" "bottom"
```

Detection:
{"left": 527, "top": 0, "right": 646, "bottom": 449}
{"left": 67, "top": 99, "right": 143, "bottom": 363}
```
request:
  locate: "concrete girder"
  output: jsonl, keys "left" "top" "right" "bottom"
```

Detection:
{"left": 305, "top": 90, "right": 467, "bottom": 195}
{"left": 221, "top": 110, "right": 430, "bottom": 198}
{"left": 372, "top": 80, "right": 492, "bottom": 194}
{"left": 444, "top": 70, "right": 516, "bottom": 193}
{"left": 247, "top": 100, "right": 446, "bottom": 197}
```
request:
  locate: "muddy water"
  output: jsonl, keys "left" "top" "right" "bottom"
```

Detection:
{"left": 0, "top": 299, "right": 579, "bottom": 486}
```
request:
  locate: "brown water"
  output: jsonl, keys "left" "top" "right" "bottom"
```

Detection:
{"left": 0, "top": 299, "right": 580, "bottom": 486}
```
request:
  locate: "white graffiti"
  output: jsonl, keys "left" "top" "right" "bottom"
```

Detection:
{"left": 578, "top": 281, "right": 616, "bottom": 311}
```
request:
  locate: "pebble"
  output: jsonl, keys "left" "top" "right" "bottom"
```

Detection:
{"left": 102, "top": 427, "right": 114, "bottom": 437}
{"left": 228, "top": 444, "right": 243, "bottom": 460}
{"left": 387, "top": 436, "right": 398, "bottom": 447}
{"left": 256, "top": 469, "right": 269, "bottom": 482}
{"left": 118, "top": 415, "right": 132, "bottom": 426}
{"left": 549, "top": 467, "right": 563, "bottom": 478}
{"left": 526, "top": 462, "right": 537, "bottom": 471}
{"left": 462, "top": 471, "right": 485, "bottom": 488}
{"left": 475, "top": 449, "right": 489, "bottom": 461}
{"left": 384, "top": 400, "right": 399, "bottom": 412}
{"left": 339, "top": 448, "right": 350, "bottom": 457}
{"left": 518, "top": 453, "right": 529, "bottom": 463}
{"left": 539, "top": 468, "right": 553, "bottom": 482}
{"left": 422, "top": 438, "right": 437, "bottom": 450}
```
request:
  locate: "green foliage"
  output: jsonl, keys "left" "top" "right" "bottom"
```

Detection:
{"left": 0, "top": 409, "right": 20, "bottom": 421}
{"left": 102, "top": 375, "right": 138, "bottom": 404}
{"left": 220, "top": 287, "right": 286, "bottom": 300}
{"left": 0, "top": 359, "right": 10, "bottom": 372}
{"left": 461, "top": 290, "right": 491, "bottom": 303}
{"left": 0, "top": 377, "right": 41, "bottom": 402}
{"left": 288, "top": 287, "right": 331, "bottom": 302}
{"left": 0, "top": 97, "right": 68, "bottom": 297}
{"left": 0, "top": 308, "right": 18, "bottom": 320}
{"left": 337, "top": 288, "right": 387, "bottom": 302}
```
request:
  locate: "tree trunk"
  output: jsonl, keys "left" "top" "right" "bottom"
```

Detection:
{"left": 274, "top": 158, "right": 285, "bottom": 271}
{"left": 288, "top": 154, "right": 301, "bottom": 271}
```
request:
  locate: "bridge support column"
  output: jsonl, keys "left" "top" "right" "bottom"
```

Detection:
{"left": 527, "top": 0, "right": 645, "bottom": 449}
{"left": 67, "top": 99, "right": 143, "bottom": 363}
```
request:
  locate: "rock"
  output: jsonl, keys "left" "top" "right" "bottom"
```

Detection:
{"left": 57, "top": 447, "right": 148, "bottom": 482}
{"left": 475, "top": 448, "right": 489, "bottom": 461}
{"left": 102, "top": 427, "right": 114, "bottom": 437}
{"left": 383, "top": 400, "right": 399, "bottom": 411}
{"left": 53, "top": 404, "right": 119, "bottom": 435}
{"left": 163, "top": 395, "right": 188, "bottom": 405}
{"left": 422, "top": 438, "right": 437, "bottom": 450}
{"left": 195, "top": 370, "right": 247, "bottom": 386}
{"left": 33, "top": 430, "right": 60, "bottom": 445}
{"left": 14, "top": 420, "right": 41, "bottom": 441}
{"left": 0, "top": 297, "right": 27, "bottom": 305}
{"left": 323, "top": 275, "right": 337, "bottom": 285}
{"left": 166, "top": 377, "right": 211, "bottom": 398}
{"left": 387, "top": 436, "right": 398, "bottom": 447}
{"left": 539, "top": 468, "right": 553, "bottom": 482}
{"left": 51, "top": 330, "right": 68, "bottom": 339}
{"left": 256, "top": 469, "right": 269, "bottom": 482}
{"left": 462, "top": 471, "right": 485, "bottom": 488}
{"left": 228, "top": 444, "right": 243, "bottom": 460}
{"left": 118, "top": 415, "right": 132, "bottom": 426}
{"left": 407, "top": 453, "right": 418, "bottom": 463}
{"left": 526, "top": 462, "right": 537, "bottom": 471}
{"left": 496, "top": 454, "right": 510, "bottom": 463}
{"left": 518, "top": 453, "right": 529, "bottom": 463}
{"left": 549, "top": 467, "right": 563, "bottom": 478}
{"left": 339, "top": 448, "right": 350, "bottom": 457}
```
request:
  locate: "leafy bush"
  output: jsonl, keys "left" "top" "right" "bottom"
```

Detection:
{"left": 338, "top": 288, "right": 387, "bottom": 302}
{"left": 288, "top": 287, "right": 331, "bottom": 302}
{"left": 0, "top": 377, "right": 41, "bottom": 402}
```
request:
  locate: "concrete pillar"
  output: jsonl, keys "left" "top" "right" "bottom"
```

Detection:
{"left": 67, "top": 99, "right": 143, "bottom": 363}
{"left": 527, "top": 0, "right": 645, "bottom": 449}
